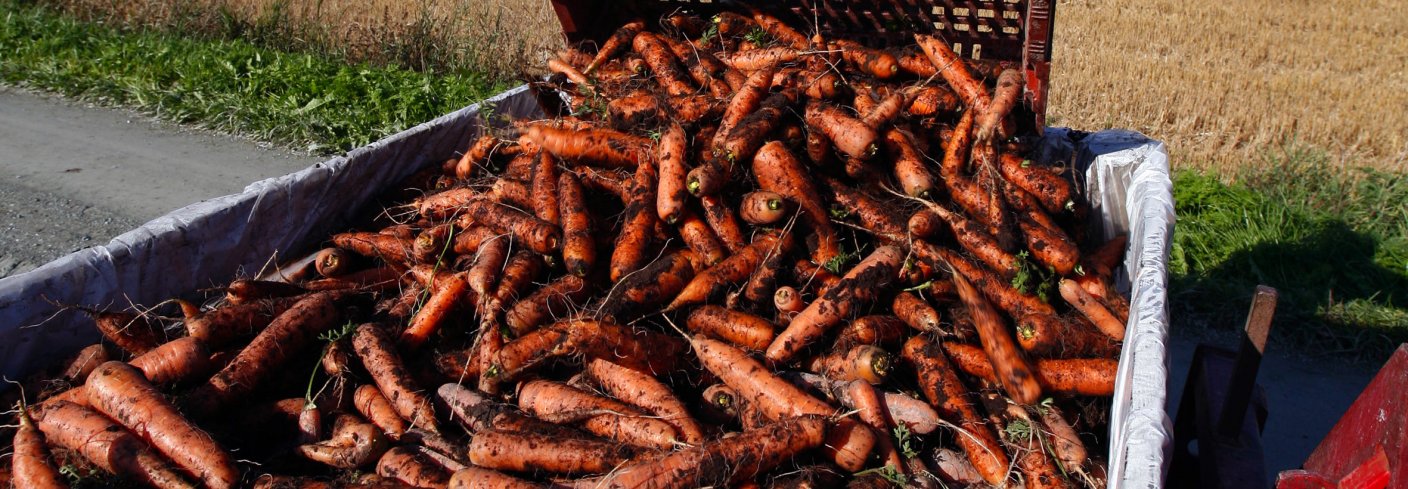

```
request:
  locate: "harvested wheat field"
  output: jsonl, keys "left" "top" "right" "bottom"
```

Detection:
{"left": 39, "top": 0, "right": 1408, "bottom": 170}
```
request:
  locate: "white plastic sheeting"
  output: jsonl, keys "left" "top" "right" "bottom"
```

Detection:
{"left": 0, "top": 88, "right": 1173, "bottom": 488}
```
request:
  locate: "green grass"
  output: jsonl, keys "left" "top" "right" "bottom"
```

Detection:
{"left": 1170, "top": 145, "right": 1408, "bottom": 359}
{"left": 0, "top": 0, "right": 506, "bottom": 154}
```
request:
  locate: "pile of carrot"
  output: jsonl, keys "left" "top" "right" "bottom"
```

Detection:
{"left": 1, "top": 9, "right": 1135, "bottom": 489}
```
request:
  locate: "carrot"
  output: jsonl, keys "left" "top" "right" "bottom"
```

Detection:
{"left": 678, "top": 212, "right": 729, "bottom": 267}
{"left": 893, "top": 291, "right": 943, "bottom": 333}
{"left": 450, "top": 225, "right": 497, "bottom": 255}
{"left": 474, "top": 319, "right": 509, "bottom": 394}
{"left": 805, "top": 100, "right": 879, "bottom": 160}
{"left": 87, "top": 361, "right": 239, "bottom": 489}
{"left": 467, "top": 236, "right": 510, "bottom": 309}
{"left": 298, "top": 415, "right": 390, "bottom": 469}
{"left": 969, "top": 143, "right": 1019, "bottom": 250}
{"left": 488, "top": 178, "right": 530, "bottom": 209}
{"left": 690, "top": 335, "right": 875, "bottom": 470}
{"left": 585, "top": 358, "right": 704, "bottom": 445}
{"left": 900, "top": 336, "right": 1009, "bottom": 485}
{"left": 527, "top": 153, "right": 562, "bottom": 226}
{"left": 606, "top": 90, "right": 661, "bottom": 129}
{"left": 12, "top": 408, "right": 66, "bottom": 489}
{"left": 785, "top": 372, "right": 942, "bottom": 435}
{"left": 468, "top": 429, "right": 631, "bottom": 476}
{"left": 834, "top": 39, "right": 900, "bottom": 79}
{"left": 89, "top": 309, "right": 162, "bottom": 356}
{"left": 488, "top": 251, "right": 545, "bottom": 311}
{"left": 402, "top": 272, "right": 471, "bottom": 350}
{"left": 710, "top": 66, "right": 775, "bottom": 162}
{"left": 845, "top": 380, "right": 908, "bottom": 474}
{"left": 297, "top": 401, "right": 322, "bottom": 445}
{"left": 226, "top": 279, "right": 306, "bottom": 305}
{"left": 526, "top": 125, "right": 649, "bottom": 169}
{"left": 586, "top": 415, "right": 827, "bottom": 488}
{"left": 667, "top": 93, "right": 723, "bottom": 125}
{"left": 1000, "top": 403, "right": 1073, "bottom": 489}
{"left": 905, "top": 85, "right": 960, "bottom": 116}
{"left": 940, "top": 108, "right": 976, "bottom": 178}
{"left": 609, "top": 158, "right": 658, "bottom": 282}
{"left": 835, "top": 315, "right": 907, "bottom": 349}
{"left": 768, "top": 245, "right": 903, "bottom": 364}
{"left": 804, "top": 344, "right": 892, "bottom": 385}
{"left": 1015, "top": 312, "right": 1121, "bottom": 358}
{"left": 454, "top": 135, "right": 498, "bottom": 179}
{"left": 914, "top": 34, "right": 992, "bottom": 110}
{"left": 585, "top": 20, "right": 644, "bottom": 74}
{"left": 737, "top": 251, "right": 785, "bottom": 310}
{"left": 727, "top": 46, "right": 801, "bottom": 71}
{"left": 59, "top": 343, "right": 109, "bottom": 386}
{"left": 951, "top": 270, "right": 1041, "bottom": 404}
{"left": 504, "top": 273, "right": 590, "bottom": 335}
{"left": 377, "top": 446, "right": 451, "bottom": 489}
{"left": 941, "top": 342, "right": 1118, "bottom": 396}
{"left": 465, "top": 199, "right": 560, "bottom": 255}
{"left": 936, "top": 247, "right": 1055, "bottom": 316}
{"left": 773, "top": 286, "right": 804, "bottom": 314}
{"left": 502, "top": 153, "right": 539, "bottom": 181}
{"left": 685, "top": 305, "right": 776, "bottom": 351}
{"left": 976, "top": 69, "right": 1024, "bottom": 142}
{"left": 449, "top": 467, "right": 543, "bottom": 489}
{"left": 928, "top": 447, "right": 985, "bottom": 485}
{"left": 437, "top": 384, "right": 591, "bottom": 440}
{"left": 1084, "top": 234, "right": 1129, "bottom": 279}
{"left": 821, "top": 178, "right": 908, "bottom": 245}
{"left": 30, "top": 401, "right": 193, "bottom": 489}
{"left": 517, "top": 379, "right": 679, "bottom": 449}
{"left": 1060, "top": 279, "right": 1126, "bottom": 341}
{"left": 998, "top": 153, "right": 1077, "bottom": 215}
{"left": 750, "top": 9, "right": 809, "bottom": 49}
{"left": 188, "top": 291, "right": 347, "bottom": 416}
{"left": 353, "top": 324, "right": 439, "bottom": 432}
{"left": 301, "top": 265, "right": 402, "bottom": 292}
{"left": 552, "top": 174, "right": 596, "bottom": 277}
{"left": 313, "top": 247, "right": 355, "bottom": 277}
{"left": 333, "top": 231, "right": 416, "bottom": 265}
{"left": 717, "top": 88, "right": 799, "bottom": 164}
{"left": 668, "top": 234, "right": 780, "bottom": 310}
{"left": 923, "top": 202, "right": 1020, "bottom": 277}
{"left": 1037, "top": 403, "right": 1091, "bottom": 480}
{"left": 601, "top": 249, "right": 697, "bottom": 319}
{"left": 698, "top": 195, "right": 748, "bottom": 253}
{"left": 883, "top": 128, "right": 935, "bottom": 197}
{"left": 653, "top": 122, "right": 690, "bottom": 225}
{"left": 547, "top": 58, "right": 595, "bottom": 95}
{"left": 632, "top": 32, "right": 695, "bottom": 96}
{"left": 36, "top": 337, "right": 201, "bottom": 408}
{"left": 738, "top": 191, "right": 791, "bottom": 225}
{"left": 752, "top": 141, "right": 839, "bottom": 263}
{"left": 482, "top": 327, "right": 567, "bottom": 389}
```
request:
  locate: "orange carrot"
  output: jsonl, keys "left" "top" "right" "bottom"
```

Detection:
{"left": 450, "top": 225, "right": 498, "bottom": 256}
{"left": 835, "top": 315, "right": 907, "bottom": 349}
{"left": 87, "top": 361, "right": 238, "bottom": 489}
{"left": 449, "top": 467, "right": 543, "bottom": 489}
{"left": 585, "top": 415, "right": 827, "bottom": 488}
{"left": 845, "top": 380, "right": 908, "bottom": 474}
{"left": 905, "top": 85, "right": 960, "bottom": 116}
{"left": 942, "top": 342, "right": 1118, "bottom": 396}
{"left": 584, "top": 20, "right": 644, "bottom": 74}
{"left": 1015, "top": 312, "right": 1121, "bottom": 358}
{"left": 655, "top": 122, "right": 690, "bottom": 224}
{"left": 465, "top": 199, "right": 560, "bottom": 255}
{"left": 738, "top": 251, "right": 785, "bottom": 310}
{"left": 90, "top": 309, "right": 162, "bottom": 356}
{"left": 526, "top": 125, "right": 649, "bottom": 169}
{"left": 914, "top": 33, "right": 992, "bottom": 110}
{"left": 805, "top": 100, "right": 879, "bottom": 160}
{"left": 901, "top": 336, "right": 1009, "bottom": 485}
{"left": 883, "top": 128, "right": 935, "bottom": 197}
{"left": 518, "top": 379, "right": 679, "bottom": 449}
{"left": 717, "top": 88, "right": 799, "bottom": 164}
{"left": 774, "top": 286, "right": 804, "bottom": 314}
{"left": 633, "top": 32, "right": 695, "bottom": 96}
{"left": 314, "top": 247, "right": 355, "bottom": 277}
{"left": 998, "top": 153, "right": 1077, "bottom": 215}
{"left": 188, "top": 291, "right": 347, "bottom": 416}
{"left": 975, "top": 69, "right": 1023, "bottom": 142}
{"left": 556, "top": 173, "right": 596, "bottom": 277}
{"left": 606, "top": 90, "right": 661, "bottom": 129}
{"left": 333, "top": 231, "right": 416, "bottom": 265}
{"left": 530, "top": 153, "right": 562, "bottom": 226}
{"left": 835, "top": 39, "right": 900, "bottom": 79}
{"left": 698, "top": 195, "right": 748, "bottom": 253}
{"left": 467, "top": 235, "right": 509, "bottom": 307}
{"left": 668, "top": 234, "right": 780, "bottom": 310}
{"left": 297, "top": 414, "right": 390, "bottom": 469}
{"left": 751, "top": 10, "right": 809, "bottom": 49}
{"left": 601, "top": 249, "right": 698, "bottom": 318}
{"left": 455, "top": 135, "right": 498, "bottom": 179}
{"left": 547, "top": 58, "right": 595, "bottom": 94}
{"left": 678, "top": 211, "right": 729, "bottom": 267}
{"left": 752, "top": 141, "right": 839, "bottom": 263}
{"left": 786, "top": 372, "right": 942, "bottom": 435}
{"left": 1060, "top": 279, "right": 1126, "bottom": 341}
{"left": 727, "top": 46, "right": 801, "bottom": 71}
{"left": 936, "top": 247, "right": 1055, "bottom": 316}
{"left": 353, "top": 324, "right": 439, "bottom": 432}
{"left": 488, "top": 250, "right": 545, "bottom": 311}
{"left": 1000, "top": 403, "right": 1073, "bottom": 489}
{"left": 402, "top": 272, "right": 470, "bottom": 350}
{"left": 585, "top": 357, "right": 705, "bottom": 444}
{"left": 922, "top": 202, "right": 1019, "bottom": 278}
{"left": 30, "top": 401, "right": 193, "bottom": 489}
{"left": 805, "top": 344, "right": 892, "bottom": 385}
{"left": 12, "top": 407, "right": 66, "bottom": 489}
{"left": 739, "top": 190, "right": 792, "bottom": 225}
{"left": 504, "top": 273, "right": 590, "bottom": 335}
{"left": 713, "top": 67, "right": 777, "bottom": 155}
{"left": 768, "top": 245, "right": 903, "bottom": 364}
{"left": 225, "top": 279, "right": 306, "bottom": 305}
{"left": 354, "top": 384, "right": 408, "bottom": 439}
{"left": 468, "top": 429, "right": 632, "bottom": 476}
{"left": 377, "top": 446, "right": 451, "bottom": 488}
{"left": 691, "top": 335, "right": 875, "bottom": 471}
{"left": 609, "top": 158, "right": 658, "bottom": 282}
{"left": 952, "top": 271, "right": 1042, "bottom": 404}
{"left": 893, "top": 291, "right": 943, "bottom": 334}
{"left": 685, "top": 305, "right": 776, "bottom": 351}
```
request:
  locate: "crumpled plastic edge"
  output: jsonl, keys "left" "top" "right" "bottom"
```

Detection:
{"left": 0, "top": 85, "right": 539, "bottom": 380}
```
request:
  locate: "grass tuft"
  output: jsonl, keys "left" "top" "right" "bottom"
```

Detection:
{"left": 0, "top": 0, "right": 505, "bottom": 154}
{"left": 1170, "top": 145, "right": 1408, "bottom": 359}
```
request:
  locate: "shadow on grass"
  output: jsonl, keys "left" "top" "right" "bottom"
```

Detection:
{"left": 1171, "top": 169, "right": 1408, "bottom": 361}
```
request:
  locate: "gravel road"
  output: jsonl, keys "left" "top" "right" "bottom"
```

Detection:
{"left": 0, "top": 87, "right": 321, "bottom": 277}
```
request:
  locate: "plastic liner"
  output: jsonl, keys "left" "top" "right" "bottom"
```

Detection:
{"left": 0, "top": 88, "right": 1173, "bottom": 488}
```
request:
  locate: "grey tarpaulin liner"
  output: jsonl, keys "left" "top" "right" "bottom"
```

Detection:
{"left": 0, "top": 88, "right": 1173, "bottom": 487}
